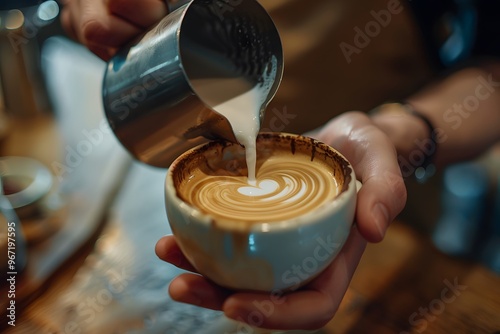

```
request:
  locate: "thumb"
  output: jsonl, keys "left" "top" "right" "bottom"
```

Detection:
{"left": 317, "top": 112, "right": 407, "bottom": 242}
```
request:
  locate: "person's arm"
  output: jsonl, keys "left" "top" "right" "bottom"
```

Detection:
{"left": 371, "top": 60, "right": 500, "bottom": 169}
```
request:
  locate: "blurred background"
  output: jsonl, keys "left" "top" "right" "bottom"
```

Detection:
{"left": 0, "top": 0, "right": 499, "bottom": 333}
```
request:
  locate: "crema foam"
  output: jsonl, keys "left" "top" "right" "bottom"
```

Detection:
{"left": 177, "top": 145, "right": 341, "bottom": 223}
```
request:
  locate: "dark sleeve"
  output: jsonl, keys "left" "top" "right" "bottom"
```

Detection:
{"left": 473, "top": 1, "right": 500, "bottom": 58}
{"left": 406, "top": 0, "right": 500, "bottom": 68}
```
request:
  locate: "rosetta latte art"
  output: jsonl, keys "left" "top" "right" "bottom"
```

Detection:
{"left": 184, "top": 156, "right": 340, "bottom": 223}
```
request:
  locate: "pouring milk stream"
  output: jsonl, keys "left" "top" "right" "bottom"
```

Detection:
{"left": 102, "top": 0, "right": 284, "bottom": 169}
{"left": 193, "top": 56, "right": 279, "bottom": 187}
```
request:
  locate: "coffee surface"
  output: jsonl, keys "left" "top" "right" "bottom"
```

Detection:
{"left": 178, "top": 149, "right": 340, "bottom": 223}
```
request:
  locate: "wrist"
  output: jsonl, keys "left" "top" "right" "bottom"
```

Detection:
{"left": 370, "top": 102, "right": 438, "bottom": 182}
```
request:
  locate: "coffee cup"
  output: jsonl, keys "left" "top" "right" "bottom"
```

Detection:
{"left": 165, "top": 132, "right": 359, "bottom": 292}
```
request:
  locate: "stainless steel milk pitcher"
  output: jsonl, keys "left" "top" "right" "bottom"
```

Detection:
{"left": 102, "top": 0, "right": 283, "bottom": 168}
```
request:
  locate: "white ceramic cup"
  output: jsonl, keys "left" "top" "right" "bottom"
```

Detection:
{"left": 165, "top": 132, "right": 359, "bottom": 292}
{"left": 0, "top": 156, "right": 54, "bottom": 219}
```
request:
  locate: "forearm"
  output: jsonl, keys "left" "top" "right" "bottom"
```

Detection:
{"left": 373, "top": 60, "right": 500, "bottom": 169}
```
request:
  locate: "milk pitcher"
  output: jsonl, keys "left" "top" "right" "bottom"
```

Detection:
{"left": 102, "top": 0, "right": 283, "bottom": 168}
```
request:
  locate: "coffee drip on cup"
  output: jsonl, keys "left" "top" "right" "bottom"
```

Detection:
{"left": 102, "top": 0, "right": 283, "bottom": 168}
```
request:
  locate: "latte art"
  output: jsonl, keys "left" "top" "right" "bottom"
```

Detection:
{"left": 182, "top": 154, "right": 340, "bottom": 223}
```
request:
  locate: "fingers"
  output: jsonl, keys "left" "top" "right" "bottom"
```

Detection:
{"left": 317, "top": 112, "right": 407, "bottom": 242}
{"left": 168, "top": 273, "right": 232, "bottom": 310}
{"left": 60, "top": 7, "right": 77, "bottom": 40}
{"left": 222, "top": 229, "right": 367, "bottom": 331}
{"left": 107, "top": 0, "right": 167, "bottom": 28}
{"left": 156, "top": 236, "right": 232, "bottom": 309}
{"left": 156, "top": 236, "right": 232, "bottom": 310}
{"left": 155, "top": 235, "right": 197, "bottom": 272}
{"left": 158, "top": 231, "right": 366, "bottom": 330}
{"left": 349, "top": 120, "right": 407, "bottom": 242}
{"left": 224, "top": 290, "right": 334, "bottom": 331}
{"left": 60, "top": 0, "right": 167, "bottom": 60}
